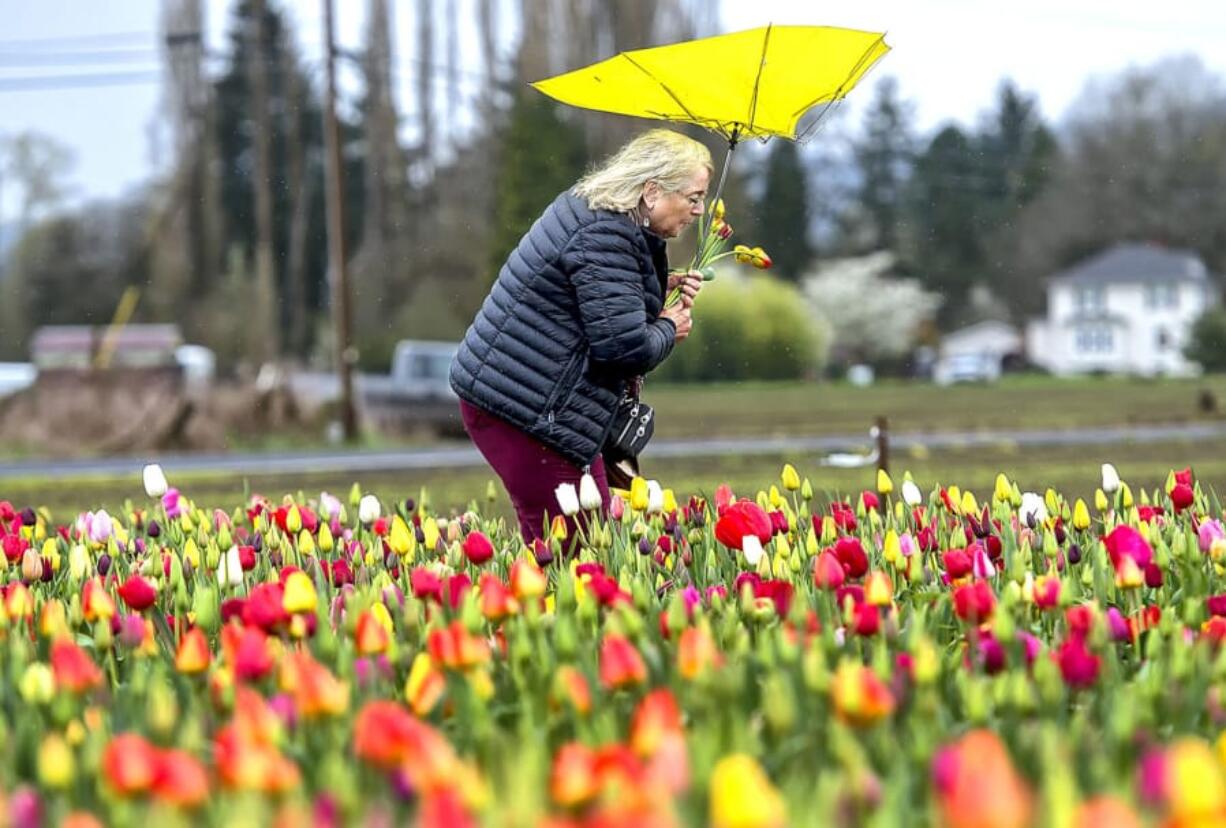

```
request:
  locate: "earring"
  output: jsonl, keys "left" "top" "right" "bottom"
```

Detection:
{"left": 642, "top": 213, "right": 651, "bottom": 228}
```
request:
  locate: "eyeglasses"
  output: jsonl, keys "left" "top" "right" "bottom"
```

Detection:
{"left": 678, "top": 192, "right": 705, "bottom": 208}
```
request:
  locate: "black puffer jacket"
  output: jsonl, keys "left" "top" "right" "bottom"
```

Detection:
{"left": 450, "top": 190, "right": 675, "bottom": 467}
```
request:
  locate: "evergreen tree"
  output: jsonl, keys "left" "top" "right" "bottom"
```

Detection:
{"left": 908, "top": 125, "right": 983, "bottom": 326}
{"left": 755, "top": 140, "right": 812, "bottom": 282}
{"left": 487, "top": 92, "right": 588, "bottom": 282}
{"left": 849, "top": 77, "right": 916, "bottom": 253}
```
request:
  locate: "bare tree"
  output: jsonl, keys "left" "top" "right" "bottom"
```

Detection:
{"left": 416, "top": 0, "right": 435, "bottom": 168}
{"left": 248, "top": 0, "right": 280, "bottom": 362}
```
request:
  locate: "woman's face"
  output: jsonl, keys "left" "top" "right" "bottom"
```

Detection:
{"left": 646, "top": 166, "right": 710, "bottom": 238}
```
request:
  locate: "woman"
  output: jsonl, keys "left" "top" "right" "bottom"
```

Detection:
{"left": 449, "top": 129, "right": 709, "bottom": 542}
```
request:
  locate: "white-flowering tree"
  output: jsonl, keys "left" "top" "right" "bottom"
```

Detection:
{"left": 802, "top": 251, "right": 942, "bottom": 364}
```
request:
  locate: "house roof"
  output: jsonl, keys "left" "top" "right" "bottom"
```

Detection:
{"left": 1050, "top": 243, "right": 1210, "bottom": 287}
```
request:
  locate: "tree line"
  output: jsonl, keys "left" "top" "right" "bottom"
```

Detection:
{"left": 1, "top": 2, "right": 1223, "bottom": 374}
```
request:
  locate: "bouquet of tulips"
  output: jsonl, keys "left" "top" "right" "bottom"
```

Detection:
{"left": 665, "top": 198, "right": 772, "bottom": 307}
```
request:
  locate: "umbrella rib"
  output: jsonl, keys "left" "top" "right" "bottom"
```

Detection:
{"left": 744, "top": 24, "right": 773, "bottom": 138}
{"left": 788, "top": 32, "right": 890, "bottom": 123}
{"left": 620, "top": 52, "right": 703, "bottom": 129}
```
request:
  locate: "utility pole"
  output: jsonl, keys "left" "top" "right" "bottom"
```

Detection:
{"left": 322, "top": 0, "right": 358, "bottom": 441}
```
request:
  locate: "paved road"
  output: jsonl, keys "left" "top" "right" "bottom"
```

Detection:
{"left": 2, "top": 421, "right": 1223, "bottom": 481}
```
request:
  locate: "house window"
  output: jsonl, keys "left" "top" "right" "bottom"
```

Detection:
{"left": 1146, "top": 283, "right": 1178, "bottom": 309}
{"left": 1076, "top": 325, "right": 1114, "bottom": 353}
{"left": 1075, "top": 286, "right": 1106, "bottom": 312}
{"left": 1156, "top": 328, "right": 1169, "bottom": 350}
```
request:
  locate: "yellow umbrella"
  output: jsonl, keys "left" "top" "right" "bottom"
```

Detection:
{"left": 532, "top": 24, "right": 890, "bottom": 206}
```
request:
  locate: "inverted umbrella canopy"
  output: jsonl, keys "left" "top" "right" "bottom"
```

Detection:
{"left": 531, "top": 24, "right": 890, "bottom": 145}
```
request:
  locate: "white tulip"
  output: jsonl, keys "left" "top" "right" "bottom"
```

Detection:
{"left": 578, "top": 473, "right": 603, "bottom": 511}
{"left": 1101, "top": 463, "right": 1120, "bottom": 494}
{"left": 142, "top": 463, "right": 168, "bottom": 498}
{"left": 901, "top": 480, "right": 923, "bottom": 507}
{"left": 217, "top": 545, "right": 244, "bottom": 587}
{"left": 646, "top": 480, "right": 665, "bottom": 515}
{"left": 742, "top": 535, "right": 766, "bottom": 566}
{"left": 358, "top": 494, "right": 381, "bottom": 524}
{"left": 1019, "top": 492, "right": 1048, "bottom": 527}
{"left": 555, "top": 483, "right": 580, "bottom": 517}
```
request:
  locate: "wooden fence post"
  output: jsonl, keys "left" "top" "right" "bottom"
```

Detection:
{"left": 875, "top": 416, "right": 889, "bottom": 476}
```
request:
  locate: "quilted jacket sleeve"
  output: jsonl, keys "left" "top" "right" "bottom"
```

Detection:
{"left": 568, "top": 219, "right": 676, "bottom": 376}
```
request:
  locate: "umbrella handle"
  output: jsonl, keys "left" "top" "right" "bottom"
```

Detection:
{"left": 692, "top": 129, "right": 738, "bottom": 269}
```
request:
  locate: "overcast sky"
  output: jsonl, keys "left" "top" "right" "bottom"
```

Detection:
{"left": 2, "top": 0, "right": 1224, "bottom": 219}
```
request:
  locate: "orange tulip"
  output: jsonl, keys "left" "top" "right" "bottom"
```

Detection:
{"left": 600, "top": 634, "right": 647, "bottom": 690}
{"left": 1073, "top": 796, "right": 1141, "bottom": 828}
{"left": 82, "top": 577, "right": 116, "bottom": 622}
{"left": 354, "top": 609, "right": 391, "bottom": 655}
{"left": 550, "top": 743, "right": 600, "bottom": 808}
{"left": 932, "top": 730, "right": 1031, "bottom": 828}
{"left": 51, "top": 638, "right": 104, "bottom": 694}
{"left": 509, "top": 558, "right": 548, "bottom": 600}
{"left": 831, "top": 661, "right": 894, "bottom": 727}
{"left": 677, "top": 625, "right": 724, "bottom": 680}
{"left": 279, "top": 651, "right": 349, "bottom": 718}
{"left": 175, "top": 627, "right": 211, "bottom": 674}
{"left": 478, "top": 573, "right": 519, "bottom": 621}
{"left": 153, "top": 749, "right": 210, "bottom": 808}
{"left": 551, "top": 665, "right": 592, "bottom": 716}
{"left": 101, "top": 733, "right": 160, "bottom": 795}
{"left": 406, "top": 652, "right": 446, "bottom": 716}
{"left": 427, "top": 621, "right": 491, "bottom": 670}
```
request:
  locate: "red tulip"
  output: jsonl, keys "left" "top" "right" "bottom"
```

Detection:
{"left": 1055, "top": 637, "right": 1100, "bottom": 688}
{"left": 117, "top": 575, "right": 158, "bottom": 612}
{"left": 1171, "top": 483, "right": 1194, "bottom": 512}
{"left": 834, "top": 537, "right": 869, "bottom": 580}
{"left": 462, "top": 530, "right": 495, "bottom": 565}
{"left": 953, "top": 581, "right": 995, "bottom": 624}
{"left": 714, "top": 500, "right": 772, "bottom": 551}
{"left": 942, "top": 549, "right": 972, "bottom": 580}
{"left": 813, "top": 551, "right": 845, "bottom": 591}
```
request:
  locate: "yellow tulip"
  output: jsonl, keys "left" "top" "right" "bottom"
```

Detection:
{"left": 710, "top": 754, "right": 787, "bottom": 828}
{"left": 1072, "top": 499, "right": 1091, "bottom": 531}
{"left": 282, "top": 571, "right": 318, "bottom": 614}
{"left": 781, "top": 464, "right": 801, "bottom": 492}
{"left": 877, "top": 468, "right": 894, "bottom": 496}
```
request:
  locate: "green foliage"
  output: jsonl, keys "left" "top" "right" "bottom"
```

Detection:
{"left": 1184, "top": 306, "right": 1226, "bottom": 372}
{"left": 755, "top": 141, "right": 812, "bottom": 282}
{"left": 653, "top": 275, "right": 828, "bottom": 383}
{"left": 0, "top": 200, "right": 149, "bottom": 359}
{"left": 488, "top": 93, "right": 588, "bottom": 284}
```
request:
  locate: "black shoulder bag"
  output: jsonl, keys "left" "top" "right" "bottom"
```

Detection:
{"left": 602, "top": 376, "right": 654, "bottom": 489}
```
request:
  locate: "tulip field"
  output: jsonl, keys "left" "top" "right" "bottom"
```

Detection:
{"left": 3, "top": 460, "right": 1226, "bottom": 827}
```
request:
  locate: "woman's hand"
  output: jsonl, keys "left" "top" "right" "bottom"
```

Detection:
{"left": 659, "top": 304, "right": 693, "bottom": 342}
{"left": 667, "top": 270, "right": 703, "bottom": 307}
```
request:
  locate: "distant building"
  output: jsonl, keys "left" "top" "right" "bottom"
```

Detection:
{"left": 29, "top": 324, "right": 183, "bottom": 371}
{"left": 933, "top": 321, "right": 1023, "bottom": 385}
{"left": 1025, "top": 243, "right": 1217, "bottom": 377}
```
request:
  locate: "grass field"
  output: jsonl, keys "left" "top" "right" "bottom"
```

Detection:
{"left": 4, "top": 375, "right": 1225, "bottom": 519}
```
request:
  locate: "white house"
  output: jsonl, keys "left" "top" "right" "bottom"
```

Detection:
{"left": 1026, "top": 243, "right": 1217, "bottom": 377}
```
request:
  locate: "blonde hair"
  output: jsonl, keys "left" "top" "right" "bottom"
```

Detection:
{"left": 573, "top": 129, "right": 713, "bottom": 212}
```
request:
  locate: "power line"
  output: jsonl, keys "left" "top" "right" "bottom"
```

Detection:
{"left": 0, "top": 70, "right": 161, "bottom": 92}
{"left": 0, "top": 30, "right": 153, "bottom": 50}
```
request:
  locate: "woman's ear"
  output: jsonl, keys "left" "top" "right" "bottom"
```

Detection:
{"left": 641, "top": 180, "right": 660, "bottom": 209}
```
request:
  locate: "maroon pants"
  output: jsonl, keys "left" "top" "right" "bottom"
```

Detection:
{"left": 459, "top": 399, "right": 609, "bottom": 543}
